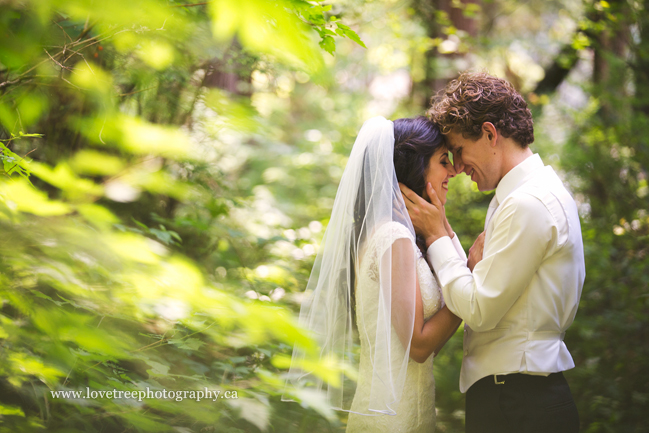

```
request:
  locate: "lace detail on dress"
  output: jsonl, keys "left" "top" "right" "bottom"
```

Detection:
{"left": 347, "top": 222, "right": 440, "bottom": 433}
{"left": 418, "top": 256, "right": 442, "bottom": 320}
{"left": 365, "top": 221, "right": 414, "bottom": 283}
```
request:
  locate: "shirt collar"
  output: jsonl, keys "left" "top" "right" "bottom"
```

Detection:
{"left": 495, "top": 153, "right": 544, "bottom": 204}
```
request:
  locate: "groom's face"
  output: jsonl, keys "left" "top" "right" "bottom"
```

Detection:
{"left": 446, "top": 130, "right": 499, "bottom": 191}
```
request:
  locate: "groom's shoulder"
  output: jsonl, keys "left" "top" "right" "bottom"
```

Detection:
{"left": 516, "top": 166, "right": 572, "bottom": 201}
{"left": 510, "top": 169, "right": 577, "bottom": 239}
{"left": 503, "top": 171, "right": 568, "bottom": 218}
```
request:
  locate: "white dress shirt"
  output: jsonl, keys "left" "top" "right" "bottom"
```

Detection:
{"left": 427, "top": 154, "right": 585, "bottom": 392}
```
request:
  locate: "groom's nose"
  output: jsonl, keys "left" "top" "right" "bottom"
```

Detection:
{"left": 453, "top": 155, "right": 464, "bottom": 174}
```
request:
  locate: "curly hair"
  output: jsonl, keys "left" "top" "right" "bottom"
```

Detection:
{"left": 427, "top": 72, "right": 534, "bottom": 148}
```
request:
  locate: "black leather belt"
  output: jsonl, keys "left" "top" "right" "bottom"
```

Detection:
{"left": 490, "top": 372, "right": 564, "bottom": 386}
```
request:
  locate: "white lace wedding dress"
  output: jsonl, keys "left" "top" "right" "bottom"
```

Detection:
{"left": 346, "top": 221, "right": 444, "bottom": 433}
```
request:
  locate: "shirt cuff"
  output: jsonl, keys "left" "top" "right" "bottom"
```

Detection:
{"left": 451, "top": 232, "right": 467, "bottom": 261}
{"left": 427, "top": 236, "right": 460, "bottom": 272}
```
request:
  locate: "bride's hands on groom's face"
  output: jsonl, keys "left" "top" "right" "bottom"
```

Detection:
{"left": 400, "top": 182, "right": 449, "bottom": 248}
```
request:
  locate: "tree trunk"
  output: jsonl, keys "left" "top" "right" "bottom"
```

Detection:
{"left": 590, "top": 0, "right": 629, "bottom": 123}
{"left": 202, "top": 39, "right": 253, "bottom": 97}
{"left": 411, "top": 0, "right": 481, "bottom": 108}
{"left": 634, "top": 0, "right": 649, "bottom": 115}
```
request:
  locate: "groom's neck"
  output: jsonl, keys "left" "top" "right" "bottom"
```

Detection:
{"left": 499, "top": 139, "right": 534, "bottom": 181}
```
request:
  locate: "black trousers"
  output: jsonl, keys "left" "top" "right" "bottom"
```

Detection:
{"left": 465, "top": 372, "right": 579, "bottom": 433}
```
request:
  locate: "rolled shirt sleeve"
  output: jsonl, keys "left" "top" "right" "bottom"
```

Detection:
{"left": 427, "top": 193, "right": 555, "bottom": 332}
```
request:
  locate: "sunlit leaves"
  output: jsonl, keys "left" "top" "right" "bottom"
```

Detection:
{"left": 334, "top": 22, "right": 366, "bottom": 50}
{"left": 209, "top": 0, "right": 323, "bottom": 70}
{"left": 0, "top": 93, "right": 48, "bottom": 131}
{"left": 0, "top": 141, "right": 32, "bottom": 181}
{"left": 77, "top": 203, "right": 121, "bottom": 229}
{"left": 6, "top": 351, "right": 65, "bottom": 387}
{"left": 271, "top": 353, "right": 352, "bottom": 388}
{"left": 79, "top": 114, "right": 194, "bottom": 159}
{"left": 68, "top": 150, "right": 125, "bottom": 176}
{"left": 0, "top": 179, "right": 70, "bottom": 216}
{"left": 571, "top": 32, "right": 591, "bottom": 50}
{"left": 209, "top": 0, "right": 366, "bottom": 62}
{"left": 71, "top": 61, "right": 114, "bottom": 98}
{"left": 0, "top": 0, "right": 369, "bottom": 430}
{"left": 30, "top": 161, "right": 103, "bottom": 200}
{"left": 319, "top": 35, "right": 336, "bottom": 56}
{"left": 54, "top": 0, "right": 187, "bottom": 36}
{"left": 137, "top": 40, "right": 175, "bottom": 70}
{"left": 102, "top": 232, "right": 162, "bottom": 264}
{"left": 0, "top": 404, "right": 25, "bottom": 417}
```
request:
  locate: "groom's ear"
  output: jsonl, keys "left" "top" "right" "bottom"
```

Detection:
{"left": 482, "top": 122, "right": 498, "bottom": 147}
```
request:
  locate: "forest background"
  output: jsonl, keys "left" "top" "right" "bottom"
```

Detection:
{"left": 0, "top": 0, "right": 647, "bottom": 432}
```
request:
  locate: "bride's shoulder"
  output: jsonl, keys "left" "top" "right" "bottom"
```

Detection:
{"left": 370, "top": 221, "right": 415, "bottom": 249}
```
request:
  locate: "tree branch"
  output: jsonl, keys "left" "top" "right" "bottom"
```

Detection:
{"left": 533, "top": 43, "right": 580, "bottom": 96}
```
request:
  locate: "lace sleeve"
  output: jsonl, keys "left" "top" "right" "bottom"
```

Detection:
{"left": 374, "top": 221, "right": 415, "bottom": 256}
{"left": 367, "top": 222, "right": 416, "bottom": 281}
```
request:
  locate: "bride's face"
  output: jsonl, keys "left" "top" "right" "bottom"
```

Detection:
{"left": 422, "top": 147, "right": 456, "bottom": 205}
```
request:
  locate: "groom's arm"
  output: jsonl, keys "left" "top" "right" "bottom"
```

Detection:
{"left": 428, "top": 193, "right": 555, "bottom": 331}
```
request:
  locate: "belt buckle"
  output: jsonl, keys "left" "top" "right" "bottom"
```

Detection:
{"left": 494, "top": 374, "right": 506, "bottom": 385}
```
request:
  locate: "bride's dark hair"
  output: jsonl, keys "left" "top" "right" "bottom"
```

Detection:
{"left": 352, "top": 116, "right": 445, "bottom": 257}
{"left": 393, "top": 116, "right": 446, "bottom": 197}
{"left": 393, "top": 116, "right": 446, "bottom": 253}
{"left": 349, "top": 116, "right": 445, "bottom": 323}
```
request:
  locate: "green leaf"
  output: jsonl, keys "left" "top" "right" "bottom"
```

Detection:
{"left": 319, "top": 36, "right": 336, "bottom": 55}
{"left": 0, "top": 179, "right": 71, "bottom": 216}
{"left": 68, "top": 150, "right": 124, "bottom": 176}
{"left": 146, "top": 361, "right": 170, "bottom": 377}
{"left": 30, "top": 161, "right": 103, "bottom": 199}
{"left": 341, "top": 28, "right": 366, "bottom": 48}
{"left": 0, "top": 404, "right": 25, "bottom": 417}
{"left": 168, "top": 338, "right": 204, "bottom": 350}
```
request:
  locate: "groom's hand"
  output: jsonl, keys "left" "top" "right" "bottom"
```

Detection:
{"left": 399, "top": 182, "right": 448, "bottom": 248}
{"left": 468, "top": 231, "right": 485, "bottom": 272}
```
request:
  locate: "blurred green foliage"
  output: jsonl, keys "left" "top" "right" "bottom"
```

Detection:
{"left": 0, "top": 0, "right": 364, "bottom": 431}
{"left": 1, "top": 0, "right": 648, "bottom": 432}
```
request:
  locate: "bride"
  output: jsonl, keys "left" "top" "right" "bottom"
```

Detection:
{"left": 285, "top": 116, "right": 465, "bottom": 432}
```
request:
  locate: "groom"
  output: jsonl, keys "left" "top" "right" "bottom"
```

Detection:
{"left": 401, "top": 72, "right": 585, "bottom": 433}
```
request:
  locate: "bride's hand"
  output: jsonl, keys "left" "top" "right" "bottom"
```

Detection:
{"left": 400, "top": 182, "right": 448, "bottom": 248}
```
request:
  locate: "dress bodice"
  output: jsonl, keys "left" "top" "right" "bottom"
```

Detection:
{"left": 346, "top": 221, "right": 443, "bottom": 432}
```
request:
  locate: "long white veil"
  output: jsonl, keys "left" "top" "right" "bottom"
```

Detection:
{"left": 283, "top": 116, "right": 417, "bottom": 415}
